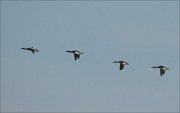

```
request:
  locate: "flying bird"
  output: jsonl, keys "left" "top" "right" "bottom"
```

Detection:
{"left": 152, "top": 65, "right": 170, "bottom": 76}
{"left": 66, "top": 50, "right": 84, "bottom": 61}
{"left": 21, "top": 47, "right": 39, "bottom": 54}
{"left": 113, "top": 61, "right": 129, "bottom": 70}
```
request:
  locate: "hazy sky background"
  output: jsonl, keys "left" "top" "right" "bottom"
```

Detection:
{"left": 1, "top": 1, "right": 179, "bottom": 112}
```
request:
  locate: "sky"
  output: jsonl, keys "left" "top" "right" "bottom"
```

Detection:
{"left": 1, "top": 1, "right": 179, "bottom": 112}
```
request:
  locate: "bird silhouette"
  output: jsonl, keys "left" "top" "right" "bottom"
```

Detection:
{"left": 113, "top": 61, "right": 129, "bottom": 70}
{"left": 66, "top": 50, "right": 84, "bottom": 61}
{"left": 152, "top": 65, "right": 170, "bottom": 76}
{"left": 21, "top": 47, "right": 39, "bottom": 54}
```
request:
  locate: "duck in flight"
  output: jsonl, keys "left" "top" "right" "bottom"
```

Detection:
{"left": 21, "top": 47, "right": 39, "bottom": 54}
{"left": 113, "top": 61, "right": 129, "bottom": 70}
{"left": 152, "top": 66, "right": 170, "bottom": 76}
{"left": 66, "top": 50, "right": 84, "bottom": 61}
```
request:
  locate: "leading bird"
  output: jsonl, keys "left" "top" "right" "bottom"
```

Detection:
{"left": 152, "top": 65, "right": 170, "bottom": 76}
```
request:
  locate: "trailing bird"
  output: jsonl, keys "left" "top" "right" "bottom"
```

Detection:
{"left": 113, "top": 61, "right": 129, "bottom": 70}
{"left": 152, "top": 66, "right": 170, "bottom": 76}
{"left": 66, "top": 50, "right": 84, "bottom": 61}
{"left": 21, "top": 47, "right": 39, "bottom": 54}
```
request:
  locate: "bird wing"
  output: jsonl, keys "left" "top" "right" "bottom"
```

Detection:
{"left": 120, "top": 63, "right": 124, "bottom": 70}
{"left": 27, "top": 48, "right": 32, "bottom": 51}
{"left": 22, "top": 48, "right": 30, "bottom": 50}
{"left": 160, "top": 69, "right": 165, "bottom": 76}
{"left": 77, "top": 54, "right": 80, "bottom": 59}
{"left": 21, "top": 48, "right": 27, "bottom": 50}
{"left": 74, "top": 53, "right": 79, "bottom": 60}
{"left": 66, "top": 51, "right": 73, "bottom": 53}
{"left": 31, "top": 50, "right": 35, "bottom": 54}
{"left": 113, "top": 61, "right": 119, "bottom": 63}
{"left": 22, "top": 48, "right": 34, "bottom": 53}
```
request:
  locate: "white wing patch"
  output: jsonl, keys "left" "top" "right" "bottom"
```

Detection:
{"left": 75, "top": 51, "right": 80, "bottom": 54}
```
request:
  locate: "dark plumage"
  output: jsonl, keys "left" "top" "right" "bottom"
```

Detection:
{"left": 152, "top": 65, "right": 170, "bottom": 76}
{"left": 66, "top": 50, "right": 84, "bottom": 61}
{"left": 113, "top": 61, "right": 129, "bottom": 70}
{"left": 21, "top": 47, "right": 39, "bottom": 54}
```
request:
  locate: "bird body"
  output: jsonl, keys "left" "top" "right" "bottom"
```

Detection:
{"left": 66, "top": 50, "right": 84, "bottom": 61}
{"left": 113, "top": 61, "right": 129, "bottom": 70}
{"left": 21, "top": 47, "right": 39, "bottom": 54}
{"left": 152, "top": 66, "right": 169, "bottom": 76}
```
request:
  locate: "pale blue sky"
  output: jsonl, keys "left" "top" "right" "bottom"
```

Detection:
{"left": 1, "top": 1, "right": 179, "bottom": 112}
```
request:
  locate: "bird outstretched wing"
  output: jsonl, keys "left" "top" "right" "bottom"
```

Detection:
{"left": 160, "top": 69, "right": 165, "bottom": 76}
{"left": 120, "top": 63, "right": 124, "bottom": 70}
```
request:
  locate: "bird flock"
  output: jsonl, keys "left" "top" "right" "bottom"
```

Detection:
{"left": 21, "top": 47, "right": 170, "bottom": 77}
